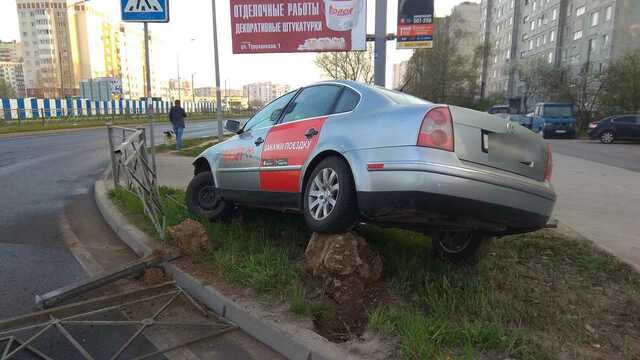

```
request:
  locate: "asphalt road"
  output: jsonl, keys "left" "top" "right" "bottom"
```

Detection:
{"left": 0, "top": 119, "right": 283, "bottom": 359}
{"left": 548, "top": 138, "right": 640, "bottom": 173}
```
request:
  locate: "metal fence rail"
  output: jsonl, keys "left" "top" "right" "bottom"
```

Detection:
{"left": 107, "top": 124, "right": 165, "bottom": 240}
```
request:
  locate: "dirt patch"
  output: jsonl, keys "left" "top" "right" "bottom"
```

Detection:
{"left": 142, "top": 267, "right": 166, "bottom": 286}
{"left": 167, "top": 218, "right": 215, "bottom": 255}
{"left": 303, "top": 232, "right": 385, "bottom": 341}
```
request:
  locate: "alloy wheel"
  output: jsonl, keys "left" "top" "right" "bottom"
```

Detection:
{"left": 308, "top": 168, "right": 339, "bottom": 221}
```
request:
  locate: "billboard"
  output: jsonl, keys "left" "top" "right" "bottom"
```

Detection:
{"left": 397, "top": 0, "right": 433, "bottom": 49}
{"left": 230, "top": 0, "right": 366, "bottom": 54}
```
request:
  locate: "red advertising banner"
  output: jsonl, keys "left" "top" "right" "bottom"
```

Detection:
{"left": 230, "top": 0, "right": 366, "bottom": 54}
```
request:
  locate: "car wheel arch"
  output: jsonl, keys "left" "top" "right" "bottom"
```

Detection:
{"left": 193, "top": 157, "right": 211, "bottom": 175}
{"left": 300, "top": 150, "right": 357, "bottom": 195}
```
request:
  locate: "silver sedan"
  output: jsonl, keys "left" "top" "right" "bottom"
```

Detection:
{"left": 186, "top": 81, "right": 556, "bottom": 261}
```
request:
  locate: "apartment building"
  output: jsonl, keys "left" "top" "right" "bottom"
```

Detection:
{"left": 16, "top": 0, "right": 76, "bottom": 97}
{"left": 242, "top": 82, "right": 291, "bottom": 106}
{"left": 481, "top": 0, "right": 640, "bottom": 102}
{"left": 0, "top": 62, "right": 25, "bottom": 97}
{"left": 0, "top": 41, "right": 23, "bottom": 62}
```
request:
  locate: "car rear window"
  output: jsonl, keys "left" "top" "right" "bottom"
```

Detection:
{"left": 543, "top": 105, "right": 573, "bottom": 117}
{"left": 372, "top": 86, "right": 428, "bottom": 105}
{"left": 333, "top": 87, "right": 360, "bottom": 113}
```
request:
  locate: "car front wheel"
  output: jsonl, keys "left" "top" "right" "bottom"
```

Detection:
{"left": 432, "top": 231, "right": 485, "bottom": 263}
{"left": 186, "top": 171, "right": 233, "bottom": 220}
{"left": 303, "top": 157, "right": 357, "bottom": 233}
{"left": 599, "top": 130, "right": 614, "bottom": 144}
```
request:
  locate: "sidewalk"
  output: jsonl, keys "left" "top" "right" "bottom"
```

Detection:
{"left": 156, "top": 153, "right": 193, "bottom": 189}
{"left": 551, "top": 152, "right": 640, "bottom": 271}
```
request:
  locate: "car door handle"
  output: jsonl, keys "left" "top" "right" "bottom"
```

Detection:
{"left": 254, "top": 137, "right": 264, "bottom": 146}
{"left": 304, "top": 128, "right": 319, "bottom": 139}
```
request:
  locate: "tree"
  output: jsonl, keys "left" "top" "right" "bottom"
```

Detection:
{"left": 313, "top": 43, "right": 373, "bottom": 83}
{"left": 0, "top": 78, "right": 16, "bottom": 98}
{"left": 403, "top": 17, "right": 479, "bottom": 107}
{"left": 511, "top": 57, "right": 564, "bottom": 113}
{"left": 565, "top": 62, "right": 607, "bottom": 128}
{"left": 601, "top": 49, "right": 640, "bottom": 114}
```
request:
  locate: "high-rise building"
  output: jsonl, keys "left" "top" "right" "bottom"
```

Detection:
{"left": 0, "top": 62, "right": 26, "bottom": 97}
{"left": 392, "top": 61, "right": 409, "bottom": 90}
{"left": 242, "top": 82, "right": 291, "bottom": 106}
{"left": 451, "top": 2, "right": 483, "bottom": 61}
{"left": 0, "top": 41, "right": 23, "bottom": 62}
{"left": 480, "top": 0, "right": 640, "bottom": 102}
{"left": 16, "top": 0, "right": 76, "bottom": 98}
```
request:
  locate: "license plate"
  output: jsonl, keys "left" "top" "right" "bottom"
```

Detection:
{"left": 555, "top": 130, "right": 566, "bottom": 134}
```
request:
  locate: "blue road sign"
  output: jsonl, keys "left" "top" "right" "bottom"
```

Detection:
{"left": 121, "top": 0, "right": 169, "bottom": 23}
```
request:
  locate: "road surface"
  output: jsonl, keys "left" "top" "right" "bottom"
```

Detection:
{"left": 0, "top": 120, "right": 281, "bottom": 359}
{"left": 548, "top": 138, "right": 640, "bottom": 271}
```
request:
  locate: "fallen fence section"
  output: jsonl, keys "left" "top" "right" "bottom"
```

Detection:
{"left": 0, "top": 283, "right": 237, "bottom": 360}
{"left": 107, "top": 124, "right": 165, "bottom": 240}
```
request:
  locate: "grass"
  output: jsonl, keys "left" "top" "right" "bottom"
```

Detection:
{"left": 110, "top": 187, "right": 640, "bottom": 359}
{"left": 0, "top": 111, "right": 249, "bottom": 136}
{"left": 154, "top": 135, "right": 231, "bottom": 157}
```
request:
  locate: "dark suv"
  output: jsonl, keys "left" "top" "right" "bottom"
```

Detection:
{"left": 588, "top": 114, "right": 640, "bottom": 144}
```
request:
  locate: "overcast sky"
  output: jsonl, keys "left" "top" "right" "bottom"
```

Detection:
{"left": 0, "top": 0, "right": 479, "bottom": 89}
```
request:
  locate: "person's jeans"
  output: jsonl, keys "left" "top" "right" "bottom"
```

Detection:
{"left": 174, "top": 127, "right": 184, "bottom": 150}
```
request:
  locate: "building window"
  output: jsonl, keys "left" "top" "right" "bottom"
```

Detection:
{"left": 538, "top": 17, "right": 542, "bottom": 27}
{"left": 533, "top": 1, "right": 537, "bottom": 11}
{"left": 606, "top": 6, "right": 613, "bottom": 21}
{"left": 573, "top": 30, "right": 583, "bottom": 40}
{"left": 531, "top": 20, "right": 535, "bottom": 30}
{"left": 536, "top": 37, "right": 541, "bottom": 47}
{"left": 511, "top": 0, "right": 515, "bottom": 9}
{"left": 529, "top": 39, "right": 533, "bottom": 50}
{"left": 506, "top": 49, "right": 511, "bottom": 59}
{"left": 548, "top": 51, "right": 553, "bottom": 63}
{"left": 543, "top": 33, "right": 547, "bottom": 44}
{"left": 589, "top": 39, "right": 596, "bottom": 53}
{"left": 591, "top": 12, "right": 599, "bottom": 26}
{"left": 509, "top": 16, "right": 513, "bottom": 25}
{"left": 603, "top": 34, "right": 609, "bottom": 48}
{"left": 552, "top": 8, "right": 558, "bottom": 20}
{"left": 523, "top": 15, "right": 529, "bottom": 24}
{"left": 576, "top": 6, "right": 585, "bottom": 17}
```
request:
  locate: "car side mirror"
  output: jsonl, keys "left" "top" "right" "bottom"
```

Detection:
{"left": 225, "top": 120, "right": 241, "bottom": 134}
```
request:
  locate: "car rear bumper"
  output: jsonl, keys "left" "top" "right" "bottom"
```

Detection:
{"left": 358, "top": 161, "right": 556, "bottom": 234}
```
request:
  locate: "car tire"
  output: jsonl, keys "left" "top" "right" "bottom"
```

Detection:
{"left": 599, "top": 130, "right": 615, "bottom": 144}
{"left": 303, "top": 157, "right": 358, "bottom": 233}
{"left": 186, "top": 171, "right": 233, "bottom": 220}
{"left": 432, "top": 231, "right": 484, "bottom": 263}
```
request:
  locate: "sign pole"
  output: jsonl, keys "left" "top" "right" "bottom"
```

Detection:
{"left": 143, "top": 21, "right": 156, "bottom": 175}
{"left": 374, "top": 0, "right": 387, "bottom": 87}
{"left": 212, "top": 0, "right": 223, "bottom": 142}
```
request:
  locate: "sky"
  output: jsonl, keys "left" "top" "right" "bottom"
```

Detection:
{"left": 0, "top": 0, "right": 479, "bottom": 89}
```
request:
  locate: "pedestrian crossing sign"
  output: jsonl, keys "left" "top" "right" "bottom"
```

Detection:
{"left": 121, "top": 0, "right": 169, "bottom": 22}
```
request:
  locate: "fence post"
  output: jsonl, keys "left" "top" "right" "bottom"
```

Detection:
{"left": 107, "top": 124, "right": 118, "bottom": 188}
{"left": 41, "top": 108, "right": 45, "bottom": 128}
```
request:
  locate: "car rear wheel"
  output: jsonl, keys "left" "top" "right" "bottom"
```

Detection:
{"left": 186, "top": 171, "right": 233, "bottom": 220}
{"left": 432, "top": 231, "right": 484, "bottom": 263}
{"left": 303, "top": 157, "right": 357, "bottom": 233}
{"left": 599, "top": 130, "right": 614, "bottom": 144}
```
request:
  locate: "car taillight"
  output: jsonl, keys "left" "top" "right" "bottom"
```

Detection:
{"left": 417, "top": 106, "right": 454, "bottom": 152}
{"left": 588, "top": 122, "right": 598, "bottom": 128}
{"left": 544, "top": 143, "right": 553, "bottom": 182}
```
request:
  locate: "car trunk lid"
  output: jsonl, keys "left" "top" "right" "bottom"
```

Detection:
{"left": 449, "top": 106, "right": 547, "bottom": 182}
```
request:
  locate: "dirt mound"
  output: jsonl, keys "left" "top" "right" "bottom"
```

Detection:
{"left": 304, "top": 232, "right": 383, "bottom": 341}
{"left": 167, "top": 219, "right": 213, "bottom": 255}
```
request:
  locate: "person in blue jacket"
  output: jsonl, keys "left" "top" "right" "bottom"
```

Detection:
{"left": 169, "top": 100, "right": 187, "bottom": 149}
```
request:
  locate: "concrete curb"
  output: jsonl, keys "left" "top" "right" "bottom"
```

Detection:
{"left": 94, "top": 178, "right": 350, "bottom": 360}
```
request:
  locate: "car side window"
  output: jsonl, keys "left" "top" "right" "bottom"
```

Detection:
{"left": 614, "top": 116, "right": 635, "bottom": 124}
{"left": 281, "top": 85, "right": 342, "bottom": 123}
{"left": 333, "top": 88, "right": 360, "bottom": 113}
{"left": 243, "top": 91, "right": 297, "bottom": 131}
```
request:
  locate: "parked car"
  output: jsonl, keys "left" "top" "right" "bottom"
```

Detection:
{"left": 487, "top": 105, "right": 510, "bottom": 118}
{"left": 186, "top": 81, "right": 556, "bottom": 261}
{"left": 588, "top": 114, "right": 640, "bottom": 144}
{"left": 487, "top": 105, "right": 532, "bottom": 129}
{"left": 529, "top": 103, "right": 577, "bottom": 138}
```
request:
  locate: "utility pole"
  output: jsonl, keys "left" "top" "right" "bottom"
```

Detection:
{"left": 58, "top": 50, "right": 64, "bottom": 98}
{"left": 191, "top": 73, "right": 195, "bottom": 103}
{"left": 143, "top": 22, "right": 156, "bottom": 175}
{"left": 373, "top": 0, "right": 387, "bottom": 87}
{"left": 211, "top": 0, "right": 223, "bottom": 141}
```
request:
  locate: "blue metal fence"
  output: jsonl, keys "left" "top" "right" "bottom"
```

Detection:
{"left": 0, "top": 98, "right": 214, "bottom": 121}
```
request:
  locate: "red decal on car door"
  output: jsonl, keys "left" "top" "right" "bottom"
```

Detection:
{"left": 260, "top": 116, "right": 327, "bottom": 192}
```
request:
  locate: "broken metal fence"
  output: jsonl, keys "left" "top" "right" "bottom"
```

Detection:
{"left": 107, "top": 124, "right": 165, "bottom": 240}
